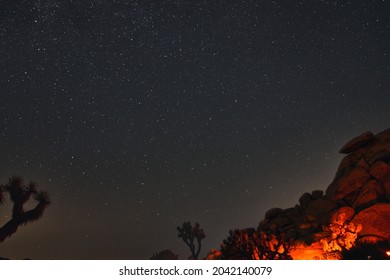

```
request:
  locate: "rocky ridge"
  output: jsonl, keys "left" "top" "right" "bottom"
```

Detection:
{"left": 256, "top": 128, "right": 390, "bottom": 259}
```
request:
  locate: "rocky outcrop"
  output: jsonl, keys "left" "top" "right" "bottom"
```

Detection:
{"left": 326, "top": 128, "right": 390, "bottom": 203}
{"left": 339, "top": 131, "right": 374, "bottom": 154}
{"left": 258, "top": 128, "right": 390, "bottom": 259}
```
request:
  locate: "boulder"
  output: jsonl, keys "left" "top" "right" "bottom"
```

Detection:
{"left": 352, "top": 180, "right": 384, "bottom": 210}
{"left": 269, "top": 216, "right": 291, "bottom": 229}
{"left": 264, "top": 207, "right": 283, "bottom": 219}
{"left": 311, "top": 190, "right": 323, "bottom": 200}
{"left": 351, "top": 203, "right": 390, "bottom": 241}
{"left": 367, "top": 151, "right": 390, "bottom": 165}
{"left": 299, "top": 192, "right": 312, "bottom": 206}
{"left": 364, "top": 129, "right": 390, "bottom": 164}
{"left": 383, "top": 173, "right": 390, "bottom": 195}
{"left": 205, "top": 249, "right": 222, "bottom": 260}
{"left": 279, "top": 207, "right": 301, "bottom": 220}
{"left": 326, "top": 166, "right": 370, "bottom": 200}
{"left": 356, "top": 158, "right": 370, "bottom": 170}
{"left": 333, "top": 149, "right": 370, "bottom": 181}
{"left": 258, "top": 219, "right": 270, "bottom": 231}
{"left": 369, "top": 160, "right": 390, "bottom": 182}
{"left": 289, "top": 241, "right": 336, "bottom": 260}
{"left": 339, "top": 131, "right": 374, "bottom": 154}
{"left": 304, "top": 199, "right": 338, "bottom": 225}
{"left": 329, "top": 206, "right": 355, "bottom": 226}
{"left": 312, "top": 231, "right": 332, "bottom": 240}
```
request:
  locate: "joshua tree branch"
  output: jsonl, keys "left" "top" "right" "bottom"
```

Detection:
{"left": 0, "top": 177, "right": 50, "bottom": 243}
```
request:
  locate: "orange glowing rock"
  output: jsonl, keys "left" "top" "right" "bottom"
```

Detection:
{"left": 254, "top": 129, "right": 390, "bottom": 260}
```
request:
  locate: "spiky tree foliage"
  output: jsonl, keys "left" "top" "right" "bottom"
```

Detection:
{"left": 150, "top": 249, "right": 179, "bottom": 260}
{"left": 177, "top": 221, "right": 205, "bottom": 259}
{"left": 220, "top": 228, "right": 293, "bottom": 260}
{"left": 0, "top": 176, "right": 50, "bottom": 242}
{"left": 220, "top": 228, "right": 258, "bottom": 259}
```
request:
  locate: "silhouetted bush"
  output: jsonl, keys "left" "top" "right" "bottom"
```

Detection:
{"left": 220, "top": 228, "right": 258, "bottom": 259}
{"left": 220, "top": 228, "right": 293, "bottom": 260}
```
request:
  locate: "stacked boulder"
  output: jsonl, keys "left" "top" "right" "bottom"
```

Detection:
{"left": 258, "top": 128, "right": 390, "bottom": 259}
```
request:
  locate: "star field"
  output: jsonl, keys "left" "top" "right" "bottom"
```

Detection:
{"left": 0, "top": 0, "right": 389, "bottom": 259}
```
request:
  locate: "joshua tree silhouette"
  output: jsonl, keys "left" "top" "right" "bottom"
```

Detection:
{"left": 0, "top": 176, "right": 50, "bottom": 242}
{"left": 177, "top": 221, "right": 205, "bottom": 259}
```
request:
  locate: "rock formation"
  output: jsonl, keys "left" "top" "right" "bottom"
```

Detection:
{"left": 255, "top": 128, "right": 390, "bottom": 259}
{"left": 207, "top": 128, "right": 390, "bottom": 260}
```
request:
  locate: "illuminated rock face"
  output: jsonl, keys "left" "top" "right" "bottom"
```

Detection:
{"left": 258, "top": 128, "right": 390, "bottom": 260}
{"left": 289, "top": 241, "right": 337, "bottom": 260}
{"left": 351, "top": 203, "right": 390, "bottom": 242}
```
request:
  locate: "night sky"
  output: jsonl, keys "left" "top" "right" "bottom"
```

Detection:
{"left": 0, "top": 0, "right": 389, "bottom": 259}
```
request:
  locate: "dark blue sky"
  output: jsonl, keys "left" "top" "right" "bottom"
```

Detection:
{"left": 0, "top": 0, "right": 389, "bottom": 259}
